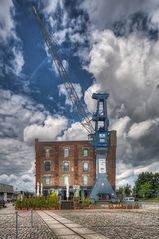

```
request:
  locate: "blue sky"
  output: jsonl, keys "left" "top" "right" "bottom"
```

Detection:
{"left": 1, "top": 0, "right": 159, "bottom": 191}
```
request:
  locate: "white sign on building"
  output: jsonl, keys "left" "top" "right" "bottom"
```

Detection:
{"left": 99, "top": 158, "right": 106, "bottom": 173}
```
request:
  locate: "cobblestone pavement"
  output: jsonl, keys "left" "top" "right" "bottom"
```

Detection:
{"left": 0, "top": 204, "right": 57, "bottom": 239}
{"left": 56, "top": 203, "right": 159, "bottom": 239}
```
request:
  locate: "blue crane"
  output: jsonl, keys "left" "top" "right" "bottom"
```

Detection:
{"left": 32, "top": 6, "right": 116, "bottom": 201}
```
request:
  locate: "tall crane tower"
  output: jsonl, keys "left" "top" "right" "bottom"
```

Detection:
{"left": 32, "top": 6, "right": 115, "bottom": 200}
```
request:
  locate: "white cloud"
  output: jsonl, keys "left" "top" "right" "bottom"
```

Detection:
{"left": 116, "top": 159, "right": 159, "bottom": 188}
{"left": 0, "top": 0, "right": 24, "bottom": 76}
{"left": 81, "top": 0, "right": 159, "bottom": 30}
{"left": 111, "top": 116, "right": 130, "bottom": 138}
{"left": 0, "top": 0, "right": 15, "bottom": 43}
{"left": 12, "top": 47, "right": 24, "bottom": 76}
{"left": 0, "top": 137, "right": 35, "bottom": 191}
{"left": 58, "top": 121, "right": 87, "bottom": 141}
{"left": 84, "top": 84, "right": 100, "bottom": 113}
{"left": 43, "top": 0, "right": 64, "bottom": 15}
{"left": 42, "top": 0, "right": 88, "bottom": 49}
{"left": 0, "top": 90, "right": 48, "bottom": 139}
{"left": 128, "top": 118, "right": 159, "bottom": 139}
{"left": 24, "top": 115, "right": 68, "bottom": 144}
{"left": 87, "top": 29, "right": 159, "bottom": 122}
{"left": 0, "top": 90, "right": 69, "bottom": 191}
{"left": 58, "top": 83, "right": 83, "bottom": 106}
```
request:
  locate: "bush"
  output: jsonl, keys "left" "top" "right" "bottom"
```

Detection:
{"left": 15, "top": 194, "right": 60, "bottom": 209}
{"left": 82, "top": 197, "right": 91, "bottom": 208}
{"left": 49, "top": 192, "right": 60, "bottom": 209}
{"left": 73, "top": 191, "right": 80, "bottom": 209}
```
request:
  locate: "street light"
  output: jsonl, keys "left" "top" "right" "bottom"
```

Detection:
{"left": 66, "top": 183, "right": 69, "bottom": 201}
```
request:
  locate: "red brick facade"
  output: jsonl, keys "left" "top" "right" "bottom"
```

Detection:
{"left": 35, "top": 130, "right": 116, "bottom": 196}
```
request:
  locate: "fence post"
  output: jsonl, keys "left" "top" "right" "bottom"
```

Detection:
{"left": 31, "top": 210, "right": 33, "bottom": 228}
{"left": 16, "top": 211, "right": 18, "bottom": 239}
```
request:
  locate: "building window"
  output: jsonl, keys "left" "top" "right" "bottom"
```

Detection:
{"left": 64, "top": 147, "right": 70, "bottom": 158}
{"left": 83, "top": 148, "right": 89, "bottom": 157}
{"left": 63, "top": 162, "right": 70, "bottom": 172}
{"left": 44, "top": 176, "right": 51, "bottom": 185}
{"left": 83, "top": 175, "right": 88, "bottom": 186}
{"left": 83, "top": 162, "right": 89, "bottom": 172}
{"left": 64, "top": 176, "right": 69, "bottom": 185}
{"left": 44, "top": 161, "right": 51, "bottom": 171}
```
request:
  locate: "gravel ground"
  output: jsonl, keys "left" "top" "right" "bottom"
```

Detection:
{"left": 56, "top": 203, "right": 159, "bottom": 239}
{"left": 0, "top": 204, "right": 57, "bottom": 239}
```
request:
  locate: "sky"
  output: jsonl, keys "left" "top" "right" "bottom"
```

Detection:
{"left": 0, "top": 0, "right": 159, "bottom": 191}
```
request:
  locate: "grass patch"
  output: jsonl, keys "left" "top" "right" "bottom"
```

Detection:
{"left": 138, "top": 198, "right": 159, "bottom": 202}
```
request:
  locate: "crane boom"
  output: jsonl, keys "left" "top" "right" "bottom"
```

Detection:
{"left": 32, "top": 6, "right": 94, "bottom": 134}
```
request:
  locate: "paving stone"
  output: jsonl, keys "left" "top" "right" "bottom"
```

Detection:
{"left": 56, "top": 203, "right": 159, "bottom": 239}
{"left": 83, "top": 234, "right": 109, "bottom": 239}
{"left": 49, "top": 224, "right": 66, "bottom": 229}
{"left": 52, "top": 227, "right": 76, "bottom": 235}
{"left": 71, "top": 227, "right": 96, "bottom": 234}
{"left": 58, "top": 235, "right": 82, "bottom": 239}
{"left": 65, "top": 223, "right": 82, "bottom": 228}
{"left": 0, "top": 204, "right": 57, "bottom": 239}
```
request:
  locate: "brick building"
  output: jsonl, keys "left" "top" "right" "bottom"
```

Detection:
{"left": 35, "top": 130, "right": 116, "bottom": 199}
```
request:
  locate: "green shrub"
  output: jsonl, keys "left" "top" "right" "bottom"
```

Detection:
{"left": 49, "top": 192, "right": 60, "bottom": 209}
{"left": 73, "top": 191, "right": 80, "bottom": 209}
{"left": 15, "top": 194, "right": 60, "bottom": 209}
{"left": 82, "top": 197, "right": 91, "bottom": 208}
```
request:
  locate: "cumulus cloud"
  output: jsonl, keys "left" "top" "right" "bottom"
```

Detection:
{"left": 24, "top": 115, "right": 68, "bottom": 144}
{"left": 0, "top": 0, "right": 15, "bottom": 43}
{"left": 84, "top": 84, "right": 100, "bottom": 113}
{"left": 43, "top": 0, "right": 63, "bottom": 15}
{"left": 128, "top": 118, "right": 159, "bottom": 140}
{"left": 77, "top": 0, "right": 159, "bottom": 187}
{"left": 81, "top": 0, "right": 159, "bottom": 30}
{"left": 58, "top": 121, "right": 87, "bottom": 141}
{"left": 0, "top": 89, "right": 47, "bottom": 139}
{"left": 0, "top": 137, "right": 35, "bottom": 191}
{"left": 11, "top": 46, "right": 25, "bottom": 76}
{"left": 58, "top": 83, "right": 83, "bottom": 106}
{"left": 0, "top": 0, "right": 24, "bottom": 76}
{"left": 41, "top": 0, "right": 89, "bottom": 49}
{"left": 110, "top": 116, "right": 131, "bottom": 138}
{"left": 0, "top": 89, "right": 69, "bottom": 190}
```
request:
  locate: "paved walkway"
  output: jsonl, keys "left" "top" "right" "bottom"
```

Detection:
{"left": 37, "top": 210, "right": 109, "bottom": 239}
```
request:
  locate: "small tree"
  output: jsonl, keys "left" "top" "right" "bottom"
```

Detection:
{"left": 82, "top": 197, "right": 91, "bottom": 208}
{"left": 49, "top": 192, "right": 59, "bottom": 208}
{"left": 138, "top": 182, "right": 152, "bottom": 198}
{"left": 73, "top": 191, "right": 80, "bottom": 209}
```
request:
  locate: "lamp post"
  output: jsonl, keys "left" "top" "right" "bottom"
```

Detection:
{"left": 36, "top": 182, "right": 39, "bottom": 196}
{"left": 66, "top": 183, "right": 69, "bottom": 201}
{"left": 41, "top": 183, "right": 43, "bottom": 196}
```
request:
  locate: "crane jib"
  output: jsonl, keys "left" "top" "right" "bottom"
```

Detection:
{"left": 32, "top": 5, "right": 94, "bottom": 134}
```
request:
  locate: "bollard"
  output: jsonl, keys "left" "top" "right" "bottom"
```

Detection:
{"left": 16, "top": 211, "right": 18, "bottom": 239}
{"left": 31, "top": 210, "right": 33, "bottom": 228}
